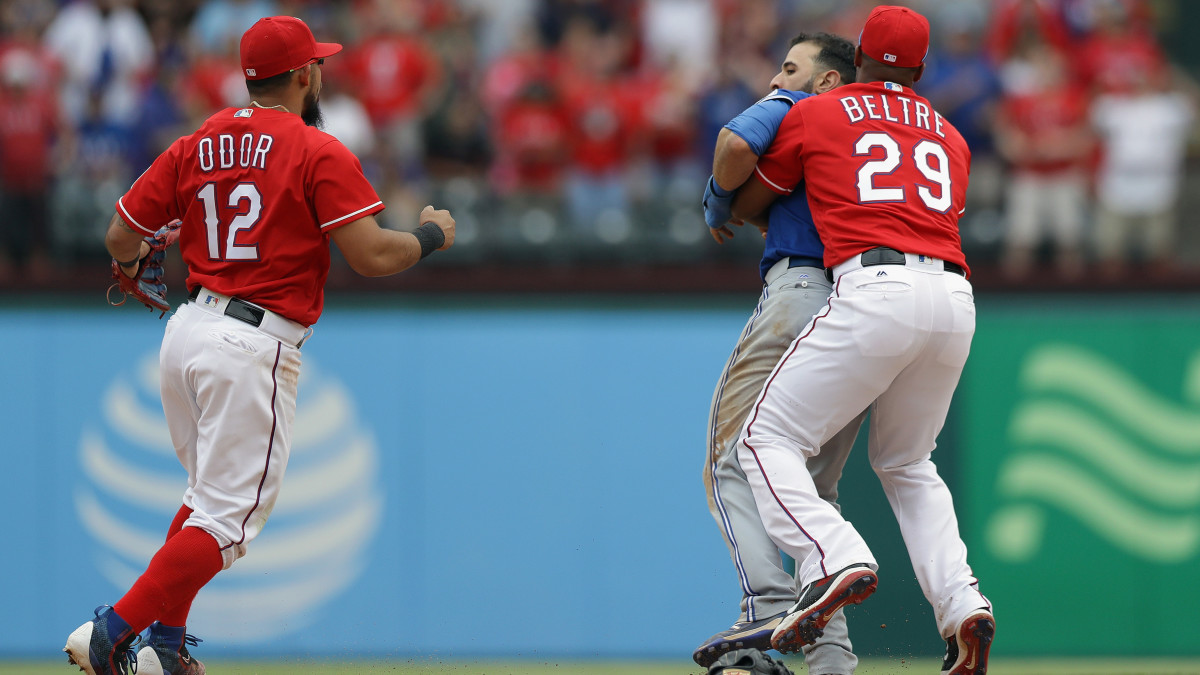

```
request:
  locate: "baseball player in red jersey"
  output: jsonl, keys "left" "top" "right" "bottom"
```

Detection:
{"left": 64, "top": 16, "right": 454, "bottom": 675}
{"left": 729, "top": 7, "right": 994, "bottom": 675}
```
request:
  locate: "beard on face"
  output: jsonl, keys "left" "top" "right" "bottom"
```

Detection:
{"left": 800, "top": 75, "right": 817, "bottom": 95}
{"left": 301, "top": 87, "right": 324, "bottom": 128}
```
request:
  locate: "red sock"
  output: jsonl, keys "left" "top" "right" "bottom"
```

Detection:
{"left": 166, "top": 505, "right": 193, "bottom": 542}
{"left": 155, "top": 505, "right": 198, "bottom": 626}
{"left": 114, "top": 527, "right": 223, "bottom": 633}
{"left": 159, "top": 596, "right": 196, "bottom": 628}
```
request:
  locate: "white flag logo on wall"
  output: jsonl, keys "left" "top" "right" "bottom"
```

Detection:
{"left": 987, "top": 344, "right": 1200, "bottom": 564}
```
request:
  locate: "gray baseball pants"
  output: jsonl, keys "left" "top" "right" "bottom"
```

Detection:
{"left": 704, "top": 258, "right": 867, "bottom": 674}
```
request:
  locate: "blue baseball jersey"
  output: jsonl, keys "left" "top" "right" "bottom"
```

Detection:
{"left": 724, "top": 89, "right": 824, "bottom": 281}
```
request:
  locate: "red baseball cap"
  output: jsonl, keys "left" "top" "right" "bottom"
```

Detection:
{"left": 859, "top": 5, "right": 930, "bottom": 68}
{"left": 240, "top": 16, "right": 342, "bottom": 80}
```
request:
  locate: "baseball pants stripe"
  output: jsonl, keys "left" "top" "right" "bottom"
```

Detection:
{"left": 737, "top": 261, "right": 988, "bottom": 636}
{"left": 707, "top": 286, "right": 767, "bottom": 612}
{"left": 160, "top": 302, "right": 302, "bottom": 570}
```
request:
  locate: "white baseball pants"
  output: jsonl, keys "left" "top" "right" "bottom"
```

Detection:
{"left": 159, "top": 299, "right": 305, "bottom": 570}
{"left": 737, "top": 252, "right": 990, "bottom": 638}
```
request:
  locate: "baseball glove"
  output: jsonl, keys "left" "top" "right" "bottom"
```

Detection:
{"left": 107, "top": 219, "right": 182, "bottom": 318}
{"left": 707, "top": 648, "right": 794, "bottom": 675}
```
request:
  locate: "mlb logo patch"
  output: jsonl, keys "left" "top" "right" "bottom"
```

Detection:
{"left": 246, "top": 68, "right": 256, "bottom": 77}
{"left": 884, "top": 81, "right": 902, "bottom": 91}
{"left": 917, "top": 255, "right": 934, "bottom": 265}
{"left": 234, "top": 108, "right": 253, "bottom": 118}
{"left": 884, "top": 53, "right": 897, "bottom": 62}
{"left": 204, "top": 294, "right": 220, "bottom": 308}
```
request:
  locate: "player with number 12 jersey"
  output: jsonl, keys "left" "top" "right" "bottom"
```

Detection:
{"left": 118, "top": 104, "right": 384, "bottom": 326}
{"left": 754, "top": 79, "right": 971, "bottom": 274}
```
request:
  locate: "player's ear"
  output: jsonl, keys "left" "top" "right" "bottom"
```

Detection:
{"left": 913, "top": 63, "right": 925, "bottom": 83}
{"left": 813, "top": 69, "right": 840, "bottom": 94}
{"left": 296, "top": 65, "right": 311, "bottom": 88}
{"left": 854, "top": 45, "right": 864, "bottom": 68}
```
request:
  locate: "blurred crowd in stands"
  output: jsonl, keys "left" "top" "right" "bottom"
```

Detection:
{"left": 0, "top": 0, "right": 1196, "bottom": 291}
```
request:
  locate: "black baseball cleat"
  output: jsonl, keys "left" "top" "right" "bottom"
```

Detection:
{"left": 137, "top": 621, "right": 206, "bottom": 674}
{"left": 941, "top": 610, "right": 995, "bottom": 675}
{"left": 770, "top": 563, "right": 877, "bottom": 654}
{"left": 692, "top": 610, "right": 788, "bottom": 667}
{"left": 63, "top": 605, "right": 141, "bottom": 675}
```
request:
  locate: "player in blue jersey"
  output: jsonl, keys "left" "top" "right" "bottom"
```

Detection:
{"left": 695, "top": 33, "right": 866, "bottom": 674}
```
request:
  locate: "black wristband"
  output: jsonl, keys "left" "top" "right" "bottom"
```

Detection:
{"left": 413, "top": 221, "right": 446, "bottom": 259}
{"left": 116, "top": 254, "right": 142, "bottom": 268}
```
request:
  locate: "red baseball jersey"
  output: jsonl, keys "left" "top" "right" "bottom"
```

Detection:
{"left": 754, "top": 81, "right": 971, "bottom": 274}
{"left": 117, "top": 106, "right": 385, "bottom": 326}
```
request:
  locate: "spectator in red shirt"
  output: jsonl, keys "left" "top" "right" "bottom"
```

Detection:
{"left": 481, "top": 21, "right": 560, "bottom": 118}
{"left": 491, "top": 80, "right": 570, "bottom": 197}
{"left": 994, "top": 41, "right": 1093, "bottom": 280}
{"left": 556, "top": 15, "right": 642, "bottom": 238}
{"left": 1075, "top": 0, "right": 1166, "bottom": 96}
{"left": 987, "top": 0, "right": 1072, "bottom": 64}
{"left": 0, "top": 47, "right": 60, "bottom": 282}
{"left": 343, "top": 0, "right": 443, "bottom": 168}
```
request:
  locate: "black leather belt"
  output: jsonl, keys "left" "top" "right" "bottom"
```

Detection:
{"left": 786, "top": 256, "right": 825, "bottom": 269}
{"left": 825, "top": 246, "right": 965, "bottom": 281}
{"left": 188, "top": 286, "right": 265, "bottom": 328}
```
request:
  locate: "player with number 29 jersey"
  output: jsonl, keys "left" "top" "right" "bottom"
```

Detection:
{"left": 729, "top": 7, "right": 994, "bottom": 673}
{"left": 118, "top": 106, "right": 384, "bottom": 326}
{"left": 754, "top": 80, "right": 970, "bottom": 275}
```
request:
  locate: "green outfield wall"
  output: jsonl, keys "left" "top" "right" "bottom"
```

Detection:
{"left": 961, "top": 301, "right": 1200, "bottom": 656}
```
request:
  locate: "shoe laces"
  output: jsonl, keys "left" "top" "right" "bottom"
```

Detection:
{"left": 177, "top": 632, "right": 202, "bottom": 660}
{"left": 181, "top": 633, "right": 202, "bottom": 648}
{"left": 113, "top": 634, "right": 142, "bottom": 675}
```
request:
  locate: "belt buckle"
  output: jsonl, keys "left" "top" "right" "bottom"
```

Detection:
{"left": 227, "top": 298, "right": 265, "bottom": 327}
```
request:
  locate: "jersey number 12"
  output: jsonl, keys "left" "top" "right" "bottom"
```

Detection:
{"left": 197, "top": 182, "right": 262, "bottom": 261}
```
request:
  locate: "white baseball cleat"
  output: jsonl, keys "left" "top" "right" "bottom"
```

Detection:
{"left": 62, "top": 606, "right": 140, "bottom": 675}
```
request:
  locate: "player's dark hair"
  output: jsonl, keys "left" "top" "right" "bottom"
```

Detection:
{"left": 245, "top": 69, "right": 295, "bottom": 97}
{"left": 790, "top": 32, "right": 857, "bottom": 86}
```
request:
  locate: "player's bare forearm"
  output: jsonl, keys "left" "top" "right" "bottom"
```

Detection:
{"left": 712, "top": 129, "right": 759, "bottom": 192}
{"left": 104, "top": 213, "right": 151, "bottom": 276}
{"left": 332, "top": 218, "right": 421, "bottom": 276}
{"left": 332, "top": 209, "right": 455, "bottom": 277}
{"left": 730, "top": 175, "right": 780, "bottom": 224}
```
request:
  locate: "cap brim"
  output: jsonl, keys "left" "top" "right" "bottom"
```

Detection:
{"left": 315, "top": 41, "right": 343, "bottom": 59}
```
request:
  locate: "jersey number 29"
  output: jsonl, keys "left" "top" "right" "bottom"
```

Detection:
{"left": 197, "top": 182, "right": 262, "bottom": 261}
{"left": 854, "top": 132, "right": 952, "bottom": 213}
